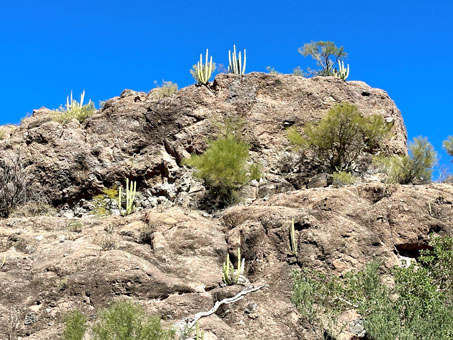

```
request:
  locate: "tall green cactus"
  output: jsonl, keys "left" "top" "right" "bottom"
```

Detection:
{"left": 190, "top": 49, "right": 214, "bottom": 85}
{"left": 223, "top": 247, "right": 245, "bottom": 285}
{"left": 228, "top": 45, "right": 246, "bottom": 75}
{"left": 332, "top": 60, "right": 349, "bottom": 80}
{"left": 118, "top": 178, "right": 137, "bottom": 216}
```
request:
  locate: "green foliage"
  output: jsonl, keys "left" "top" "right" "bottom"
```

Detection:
{"left": 374, "top": 137, "right": 437, "bottom": 184}
{"left": 291, "top": 235, "right": 453, "bottom": 340}
{"left": 184, "top": 126, "right": 260, "bottom": 207}
{"left": 93, "top": 301, "right": 175, "bottom": 340}
{"left": 52, "top": 90, "right": 96, "bottom": 124}
{"left": 443, "top": 136, "right": 453, "bottom": 157}
{"left": 298, "top": 41, "right": 347, "bottom": 76}
{"left": 92, "top": 187, "right": 118, "bottom": 216}
{"left": 118, "top": 179, "right": 137, "bottom": 216}
{"left": 332, "top": 171, "right": 356, "bottom": 187}
{"left": 151, "top": 81, "right": 178, "bottom": 100}
{"left": 64, "top": 310, "right": 87, "bottom": 340}
{"left": 190, "top": 49, "right": 215, "bottom": 85}
{"left": 288, "top": 103, "right": 393, "bottom": 173}
{"left": 292, "top": 66, "right": 304, "bottom": 76}
{"left": 228, "top": 45, "right": 246, "bottom": 75}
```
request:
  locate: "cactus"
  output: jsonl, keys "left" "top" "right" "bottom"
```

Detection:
{"left": 332, "top": 60, "right": 349, "bottom": 80}
{"left": 195, "top": 322, "right": 205, "bottom": 340}
{"left": 223, "top": 247, "right": 245, "bottom": 285}
{"left": 118, "top": 178, "right": 137, "bottom": 216}
{"left": 190, "top": 49, "right": 214, "bottom": 85}
{"left": 289, "top": 217, "right": 298, "bottom": 256}
{"left": 228, "top": 45, "right": 246, "bottom": 75}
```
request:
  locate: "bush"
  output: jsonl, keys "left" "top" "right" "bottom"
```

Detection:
{"left": 184, "top": 124, "right": 260, "bottom": 207}
{"left": 151, "top": 81, "right": 178, "bottom": 100}
{"left": 374, "top": 136, "right": 437, "bottom": 184}
{"left": 9, "top": 201, "right": 56, "bottom": 218}
{"left": 332, "top": 171, "right": 356, "bottom": 187}
{"left": 291, "top": 235, "right": 453, "bottom": 340}
{"left": 64, "top": 310, "right": 87, "bottom": 340}
{"left": 288, "top": 103, "right": 392, "bottom": 173}
{"left": 93, "top": 301, "right": 175, "bottom": 340}
{"left": 52, "top": 90, "right": 96, "bottom": 124}
{"left": 443, "top": 136, "right": 453, "bottom": 157}
{"left": 0, "top": 153, "right": 29, "bottom": 218}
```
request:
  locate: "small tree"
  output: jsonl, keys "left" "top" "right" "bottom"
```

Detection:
{"left": 298, "top": 41, "right": 347, "bottom": 76}
{"left": 443, "top": 136, "right": 453, "bottom": 157}
{"left": 184, "top": 122, "right": 260, "bottom": 207}
{"left": 374, "top": 137, "right": 437, "bottom": 184}
{"left": 288, "top": 103, "right": 393, "bottom": 173}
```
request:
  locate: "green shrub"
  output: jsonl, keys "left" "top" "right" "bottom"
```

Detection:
{"left": 93, "top": 301, "right": 175, "bottom": 340}
{"left": 63, "top": 310, "right": 87, "bottom": 340}
{"left": 52, "top": 90, "right": 96, "bottom": 124}
{"left": 298, "top": 41, "right": 348, "bottom": 76}
{"left": 184, "top": 125, "right": 260, "bottom": 207}
{"left": 151, "top": 81, "right": 178, "bottom": 100}
{"left": 288, "top": 103, "right": 392, "bottom": 173}
{"left": 332, "top": 171, "right": 356, "bottom": 187}
{"left": 374, "top": 136, "right": 437, "bottom": 184}
{"left": 291, "top": 235, "right": 453, "bottom": 340}
{"left": 443, "top": 136, "right": 453, "bottom": 157}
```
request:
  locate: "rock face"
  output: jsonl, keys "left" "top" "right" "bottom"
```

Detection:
{"left": 0, "top": 73, "right": 407, "bottom": 210}
{"left": 2, "top": 74, "right": 436, "bottom": 340}
{"left": 1, "top": 184, "right": 452, "bottom": 339}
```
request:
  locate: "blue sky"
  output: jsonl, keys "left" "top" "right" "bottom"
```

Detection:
{"left": 1, "top": 0, "right": 452, "bottom": 173}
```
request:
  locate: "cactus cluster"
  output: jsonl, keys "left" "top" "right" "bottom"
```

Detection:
{"left": 118, "top": 178, "right": 137, "bottom": 216}
{"left": 332, "top": 60, "right": 349, "bottom": 80}
{"left": 190, "top": 49, "right": 214, "bottom": 85}
{"left": 228, "top": 44, "right": 246, "bottom": 75}
{"left": 223, "top": 247, "right": 245, "bottom": 285}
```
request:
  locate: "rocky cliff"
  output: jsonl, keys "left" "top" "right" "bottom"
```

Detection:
{"left": 1, "top": 74, "right": 449, "bottom": 340}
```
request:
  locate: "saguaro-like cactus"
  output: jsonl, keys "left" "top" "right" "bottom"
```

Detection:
{"left": 228, "top": 45, "right": 246, "bottom": 75}
{"left": 223, "top": 247, "right": 245, "bottom": 285}
{"left": 191, "top": 49, "right": 214, "bottom": 85}
{"left": 118, "top": 178, "right": 137, "bottom": 216}
{"left": 332, "top": 60, "right": 349, "bottom": 80}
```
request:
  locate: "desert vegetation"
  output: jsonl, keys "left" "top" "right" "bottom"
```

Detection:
{"left": 51, "top": 90, "right": 96, "bottom": 124}
{"left": 291, "top": 235, "right": 453, "bottom": 340}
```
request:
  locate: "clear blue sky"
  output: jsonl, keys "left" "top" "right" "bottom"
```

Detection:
{"left": 1, "top": 0, "right": 452, "bottom": 173}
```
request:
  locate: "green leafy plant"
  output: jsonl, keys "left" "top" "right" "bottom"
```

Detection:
{"left": 223, "top": 248, "right": 245, "bottom": 285}
{"left": 289, "top": 218, "right": 298, "bottom": 256}
{"left": 52, "top": 90, "right": 96, "bottom": 124}
{"left": 266, "top": 66, "right": 281, "bottom": 74}
{"left": 151, "top": 81, "right": 178, "bottom": 100}
{"left": 190, "top": 49, "right": 215, "bottom": 85}
{"left": 374, "top": 136, "right": 437, "bottom": 184}
{"left": 332, "top": 171, "right": 356, "bottom": 187}
{"left": 92, "top": 301, "right": 175, "bottom": 340}
{"left": 298, "top": 41, "right": 347, "bottom": 76}
{"left": 92, "top": 186, "right": 118, "bottom": 216}
{"left": 443, "top": 136, "right": 453, "bottom": 157}
{"left": 288, "top": 103, "right": 393, "bottom": 173}
{"left": 228, "top": 44, "right": 246, "bottom": 75}
{"left": 118, "top": 179, "right": 137, "bottom": 216}
{"left": 184, "top": 123, "right": 260, "bottom": 207}
{"left": 63, "top": 310, "right": 87, "bottom": 340}
{"left": 291, "top": 235, "right": 453, "bottom": 340}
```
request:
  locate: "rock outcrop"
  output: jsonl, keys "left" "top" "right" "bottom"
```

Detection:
{"left": 1, "top": 184, "right": 452, "bottom": 339}
{"left": 0, "top": 73, "right": 407, "bottom": 212}
{"left": 2, "top": 73, "right": 445, "bottom": 340}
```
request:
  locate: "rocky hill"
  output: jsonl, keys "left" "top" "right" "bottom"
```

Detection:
{"left": 1, "top": 73, "right": 450, "bottom": 340}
